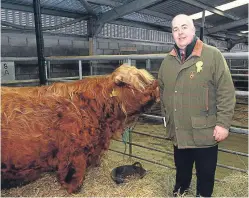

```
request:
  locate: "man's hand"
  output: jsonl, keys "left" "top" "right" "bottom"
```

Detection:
{"left": 213, "top": 125, "right": 229, "bottom": 142}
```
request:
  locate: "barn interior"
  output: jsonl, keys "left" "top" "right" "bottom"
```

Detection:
{"left": 1, "top": 0, "right": 248, "bottom": 197}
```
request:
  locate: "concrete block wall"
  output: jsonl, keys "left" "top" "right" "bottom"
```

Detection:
{"left": 1, "top": 32, "right": 89, "bottom": 57}
{"left": 2, "top": 31, "right": 89, "bottom": 81}
{"left": 96, "top": 38, "right": 173, "bottom": 55}
{"left": 92, "top": 37, "right": 173, "bottom": 74}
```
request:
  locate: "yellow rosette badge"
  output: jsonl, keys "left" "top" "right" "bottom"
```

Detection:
{"left": 196, "top": 61, "right": 203, "bottom": 73}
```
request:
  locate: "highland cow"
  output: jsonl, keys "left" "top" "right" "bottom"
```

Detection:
{"left": 1, "top": 65, "right": 159, "bottom": 193}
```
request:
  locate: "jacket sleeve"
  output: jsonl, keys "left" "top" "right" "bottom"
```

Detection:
{"left": 158, "top": 61, "right": 166, "bottom": 117}
{"left": 214, "top": 50, "right": 236, "bottom": 130}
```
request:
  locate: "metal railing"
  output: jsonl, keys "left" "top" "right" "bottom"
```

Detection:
{"left": 140, "top": 114, "right": 248, "bottom": 135}
{"left": 1, "top": 53, "right": 248, "bottom": 135}
{"left": 2, "top": 52, "right": 248, "bottom": 83}
{"left": 2, "top": 52, "right": 249, "bottom": 62}
{"left": 110, "top": 122, "right": 248, "bottom": 181}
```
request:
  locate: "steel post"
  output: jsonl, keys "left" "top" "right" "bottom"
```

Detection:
{"left": 33, "top": 0, "right": 46, "bottom": 85}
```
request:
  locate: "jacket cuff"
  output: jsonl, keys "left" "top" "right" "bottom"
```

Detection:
{"left": 216, "top": 122, "right": 230, "bottom": 131}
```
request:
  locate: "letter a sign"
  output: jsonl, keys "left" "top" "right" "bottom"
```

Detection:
{"left": 1, "top": 62, "right": 15, "bottom": 83}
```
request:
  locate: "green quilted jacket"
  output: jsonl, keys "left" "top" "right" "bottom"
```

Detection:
{"left": 158, "top": 39, "right": 235, "bottom": 148}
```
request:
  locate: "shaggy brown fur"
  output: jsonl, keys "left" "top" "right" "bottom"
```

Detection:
{"left": 1, "top": 65, "right": 159, "bottom": 193}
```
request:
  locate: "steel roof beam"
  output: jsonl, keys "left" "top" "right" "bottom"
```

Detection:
{"left": 208, "top": 32, "right": 247, "bottom": 40}
{"left": 78, "top": 0, "right": 96, "bottom": 15}
{"left": 179, "top": 0, "right": 240, "bottom": 20}
{"left": 113, "top": 18, "right": 171, "bottom": 31}
{"left": 94, "top": 0, "right": 164, "bottom": 34}
{"left": 86, "top": 0, "right": 121, "bottom": 7}
{"left": 232, "top": 37, "right": 248, "bottom": 45}
{"left": 228, "top": 32, "right": 248, "bottom": 38}
{"left": 206, "top": 18, "right": 248, "bottom": 34}
{"left": 139, "top": 9, "right": 173, "bottom": 20}
{"left": 227, "top": 37, "right": 248, "bottom": 50}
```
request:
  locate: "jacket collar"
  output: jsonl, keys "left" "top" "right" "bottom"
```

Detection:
{"left": 169, "top": 37, "right": 203, "bottom": 58}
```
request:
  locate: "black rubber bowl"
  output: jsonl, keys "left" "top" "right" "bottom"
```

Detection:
{"left": 111, "top": 162, "right": 147, "bottom": 184}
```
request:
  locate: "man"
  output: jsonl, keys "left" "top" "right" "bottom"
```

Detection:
{"left": 158, "top": 14, "right": 235, "bottom": 197}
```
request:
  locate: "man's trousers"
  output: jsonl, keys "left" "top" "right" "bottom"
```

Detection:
{"left": 173, "top": 145, "right": 218, "bottom": 197}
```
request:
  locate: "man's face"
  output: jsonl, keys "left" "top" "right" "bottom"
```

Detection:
{"left": 172, "top": 16, "right": 195, "bottom": 49}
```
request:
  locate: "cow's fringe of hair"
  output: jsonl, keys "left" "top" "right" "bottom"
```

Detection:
{"left": 111, "top": 64, "right": 155, "bottom": 91}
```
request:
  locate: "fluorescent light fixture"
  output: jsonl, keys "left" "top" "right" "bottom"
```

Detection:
{"left": 240, "top": 30, "right": 249, "bottom": 33}
{"left": 190, "top": 0, "right": 249, "bottom": 20}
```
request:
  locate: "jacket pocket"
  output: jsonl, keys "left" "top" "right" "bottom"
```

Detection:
{"left": 164, "top": 112, "right": 174, "bottom": 139}
{"left": 191, "top": 114, "right": 217, "bottom": 146}
{"left": 164, "top": 113, "right": 170, "bottom": 126}
{"left": 203, "top": 87, "right": 209, "bottom": 112}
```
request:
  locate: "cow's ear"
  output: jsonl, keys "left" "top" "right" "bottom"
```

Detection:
{"left": 114, "top": 75, "right": 125, "bottom": 85}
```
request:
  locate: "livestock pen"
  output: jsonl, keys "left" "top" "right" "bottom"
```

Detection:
{"left": 1, "top": 53, "right": 248, "bottom": 197}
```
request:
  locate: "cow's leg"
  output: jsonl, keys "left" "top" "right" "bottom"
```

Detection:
{"left": 89, "top": 148, "right": 103, "bottom": 167}
{"left": 57, "top": 154, "right": 87, "bottom": 194}
{"left": 91, "top": 155, "right": 101, "bottom": 167}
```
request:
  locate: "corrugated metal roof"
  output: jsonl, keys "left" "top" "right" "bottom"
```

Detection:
{"left": 226, "top": 5, "right": 248, "bottom": 19}
{"left": 146, "top": 0, "right": 202, "bottom": 15}
{"left": 87, "top": 3, "right": 112, "bottom": 14}
{"left": 199, "top": 15, "right": 234, "bottom": 26}
{"left": 2, "top": 0, "right": 32, "bottom": 5}
{"left": 2, "top": 0, "right": 88, "bottom": 13}
{"left": 194, "top": 4, "right": 248, "bottom": 26}
{"left": 49, "top": 0, "right": 86, "bottom": 13}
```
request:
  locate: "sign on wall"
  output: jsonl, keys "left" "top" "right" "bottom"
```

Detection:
{"left": 1, "top": 62, "right": 15, "bottom": 83}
